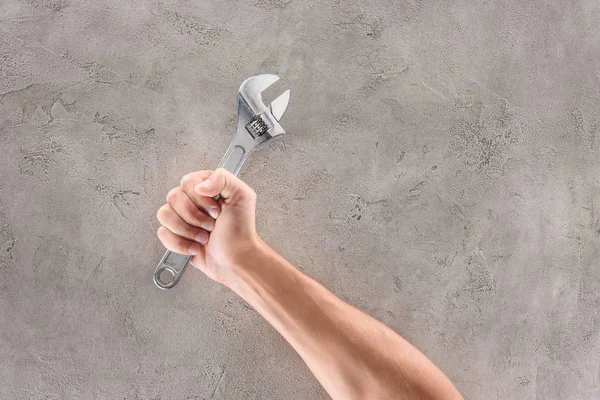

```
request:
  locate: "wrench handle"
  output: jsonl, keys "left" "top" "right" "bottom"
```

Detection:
{"left": 217, "top": 143, "right": 248, "bottom": 175}
{"left": 153, "top": 140, "right": 252, "bottom": 289}
{"left": 153, "top": 89, "right": 277, "bottom": 290}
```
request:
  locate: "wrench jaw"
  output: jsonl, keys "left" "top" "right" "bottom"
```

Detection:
{"left": 239, "top": 74, "right": 280, "bottom": 114}
{"left": 238, "top": 74, "right": 290, "bottom": 140}
{"left": 270, "top": 89, "right": 291, "bottom": 123}
{"left": 222, "top": 74, "right": 290, "bottom": 176}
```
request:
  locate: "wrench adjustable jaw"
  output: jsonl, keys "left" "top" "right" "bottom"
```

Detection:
{"left": 218, "top": 80, "right": 290, "bottom": 174}
{"left": 153, "top": 74, "right": 290, "bottom": 289}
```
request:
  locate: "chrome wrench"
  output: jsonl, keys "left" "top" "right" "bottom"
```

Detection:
{"left": 153, "top": 74, "right": 291, "bottom": 289}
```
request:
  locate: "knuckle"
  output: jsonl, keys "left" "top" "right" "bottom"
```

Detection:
{"left": 156, "top": 226, "right": 168, "bottom": 241}
{"left": 180, "top": 173, "right": 193, "bottom": 188}
{"left": 156, "top": 204, "right": 170, "bottom": 221}
{"left": 166, "top": 187, "right": 180, "bottom": 204}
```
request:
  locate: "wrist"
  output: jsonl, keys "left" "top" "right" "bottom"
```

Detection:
{"left": 225, "top": 237, "right": 273, "bottom": 291}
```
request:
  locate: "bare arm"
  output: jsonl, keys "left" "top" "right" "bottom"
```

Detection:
{"left": 228, "top": 243, "right": 461, "bottom": 399}
{"left": 156, "top": 168, "right": 462, "bottom": 400}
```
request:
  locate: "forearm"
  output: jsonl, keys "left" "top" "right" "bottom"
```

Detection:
{"left": 228, "top": 242, "right": 462, "bottom": 400}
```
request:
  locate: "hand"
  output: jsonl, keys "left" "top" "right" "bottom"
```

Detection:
{"left": 156, "top": 168, "right": 260, "bottom": 285}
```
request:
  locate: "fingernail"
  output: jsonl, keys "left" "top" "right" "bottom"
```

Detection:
{"left": 189, "top": 243, "right": 202, "bottom": 254}
{"left": 207, "top": 207, "right": 219, "bottom": 219}
{"left": 195, "top": 231, "right": 208, "bottom": 245}
{"left": 201, "top": 219, "right": 214, "bottom": 231}
{"left": 194, "top": 180, "right": 212, "bottom": 195}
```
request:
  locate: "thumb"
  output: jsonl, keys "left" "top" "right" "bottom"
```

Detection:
{"left": 193, "top": 168, "right": 248, "bottom": 201}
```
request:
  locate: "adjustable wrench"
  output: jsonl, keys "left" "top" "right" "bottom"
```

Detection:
{"left": 153, "top": 74, "right": 291, "bottom": 289}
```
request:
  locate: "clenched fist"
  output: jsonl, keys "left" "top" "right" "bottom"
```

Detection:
{"left": 156, "top": 168, "right": 260, "bottom": 285}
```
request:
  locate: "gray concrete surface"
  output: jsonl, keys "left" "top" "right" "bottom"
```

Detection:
{"left": 1, "top": 0, "right": 599, "bottom": 398}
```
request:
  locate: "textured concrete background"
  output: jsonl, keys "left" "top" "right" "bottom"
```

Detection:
{"left": 1, "top": 0, "right": 599, "bottom": 399}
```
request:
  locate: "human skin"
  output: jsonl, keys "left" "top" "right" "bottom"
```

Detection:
{"left": 156, "top": 168, "right": 463, "bottom": 400}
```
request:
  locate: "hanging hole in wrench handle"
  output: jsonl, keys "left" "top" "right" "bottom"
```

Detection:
{"left": 153, "top": 251, "right": 191, "bottom": 289}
